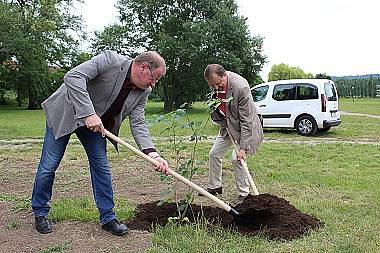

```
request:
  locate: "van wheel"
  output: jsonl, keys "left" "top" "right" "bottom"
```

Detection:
{"left": 295, "top": 115, "right": 317, "bottom": 136}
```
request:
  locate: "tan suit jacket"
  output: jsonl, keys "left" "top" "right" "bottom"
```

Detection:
{"left": 211, "top": 71, "right": 264, "bottom": 154}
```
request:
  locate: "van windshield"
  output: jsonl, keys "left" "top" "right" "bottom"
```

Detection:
{"left": 251, "top": 85, "right": 269, "bottom": 102}
{"left": 324, "top": 82, "right": 337, "bottom": 101}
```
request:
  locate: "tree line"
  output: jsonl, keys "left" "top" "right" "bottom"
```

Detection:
{"left": 0, "top": 0, "right": 266, "bottom": 111}
{"left": 334, "top": 77, "right": 379, "bottom": 98}
{"left": 1, "top": 0, "right": 377, "bottom": 111}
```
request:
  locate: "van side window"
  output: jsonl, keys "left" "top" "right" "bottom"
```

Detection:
{"left": 296, "top": 83, "right": 318, "bottom": 100}
{"left": 251, "top": 85, "right": 269, "bottom": 102}
{"left": 273, "top": 84, "right": 296, "bottom": 101}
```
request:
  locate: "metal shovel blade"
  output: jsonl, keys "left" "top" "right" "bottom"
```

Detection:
{"left": 230, "top": 207, "right": 274, "bottom": 226}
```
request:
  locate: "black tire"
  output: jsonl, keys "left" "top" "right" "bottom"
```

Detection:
{"left": 295, "top": 115, "right": 317, "bottom": 136}
{"left": 318, "top": 127, "right": 331, "bottom": 133}
{"left": 258, "top": 114, "right": 263, "bottom": 127}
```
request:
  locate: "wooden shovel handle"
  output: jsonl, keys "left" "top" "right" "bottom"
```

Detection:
{"left": 226, "top": 129, "right": 259, "bottom": 195}
{"left": 104, "top": 130, "right": 233, "bottom": 212}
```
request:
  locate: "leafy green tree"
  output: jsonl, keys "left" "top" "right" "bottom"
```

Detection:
{"left": 93, "top": 0, "right": 266, "bottom": 112}
{"left": 0, "top": 59, "right": 18, "bottom": 104}
{"left": 315, "top": 73, "right": 331, "bottom": 80}
{"left": 368, "top": 76, "right": 378, "bottom": 98}
{"left": 253, "top": 75, "right": 264, "bottom": 86}
{"left": 70, "top": 51, "right": 92, "bottom": 68}
{"left": 268, "top": 63, "right": 313, "bottom": 81}
{"left": 91, "top": 24, "right": 137, "bottom": 55}
{"left": 0, "top": 0, "right": 84, "bottom": 108}
{"left": 268, "top": 64, "right": 289, "bottom": 81}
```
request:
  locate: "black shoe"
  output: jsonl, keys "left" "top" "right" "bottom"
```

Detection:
{"left": 198, "top": 186, "right": 223, "bottom": 196}
{"left": 35, "top": 216, "right": 53, "bottom": 234}
{"left": 101, "top": 219, "right": 130, "bottom": 236}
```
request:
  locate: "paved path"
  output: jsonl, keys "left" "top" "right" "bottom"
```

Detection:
{"left": 340, "top": 111, "right": 380, "bottom": 119}
{"left": 1, "top": 136, "right": 379, "bottom": 149}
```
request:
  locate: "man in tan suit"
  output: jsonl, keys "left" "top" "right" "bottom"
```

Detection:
{"left": 201, "top": 64, "right": 263, "bottom": 204}
{"left": 31, "top": 51, "right": 169, "bottom": 236}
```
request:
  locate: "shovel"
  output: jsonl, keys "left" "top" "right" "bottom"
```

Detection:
{"left": 104, "top": 129, "right": 269, "bottom": 225}
{"left": 226, "top": 128, "right": 259, "bottom": 195}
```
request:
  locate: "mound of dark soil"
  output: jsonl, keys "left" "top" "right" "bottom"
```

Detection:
{"left": 127, "top": 193, "right": 323, "bottom": 240}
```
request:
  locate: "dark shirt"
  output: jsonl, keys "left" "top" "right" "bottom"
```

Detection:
{"left": 215, "top": 83, "right": 228, "bottom": 117}
{"left": 101, "top": 65, "right": 156, "bottom": 154}
{"left": 101, "top": 66, "right": 133, "bottom": 131}
{"left": 216, "top": 90, "right": 227, "bottom": 117}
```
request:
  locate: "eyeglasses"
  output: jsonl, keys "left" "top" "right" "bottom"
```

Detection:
{"left": 208, "top": 78, "right": 225, "bottom": 91}
{"left": 146, "top": 64, "right": 160, "bottom": 83}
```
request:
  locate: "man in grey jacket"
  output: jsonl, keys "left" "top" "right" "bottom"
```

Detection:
{"left": 31, "top": 50, "right": 169, "bottom": 236}
{"left": 201, "top": 64, "right": 263, "bottom": 204}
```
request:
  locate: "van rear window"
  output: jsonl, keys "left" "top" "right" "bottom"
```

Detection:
{"left": 324, "top": 83, "right": 337, "bottom": 101}
{"left": 296, "top": 83, "right": 318, "bottom": 100}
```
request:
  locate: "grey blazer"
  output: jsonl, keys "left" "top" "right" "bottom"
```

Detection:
{"left": 42, "top": 50, "right": 155, "bottom": 151}
{"left": 211, "top": 71, "right": 264, "bottom": 154}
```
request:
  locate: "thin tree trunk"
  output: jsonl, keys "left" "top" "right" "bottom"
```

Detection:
{"left": 27, "top": 83, "right": 39, "bottom": 110}
{"left": 163, "top": 73, "right": 178, "bottom": 113}
{"left": 163, "top": 97, "right": 173, "bottom": 112}
{"left": 17, "top": 88, "right": 22, "bottom": 107}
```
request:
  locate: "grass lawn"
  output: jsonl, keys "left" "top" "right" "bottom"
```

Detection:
{"left": 0, "top": 102, "right": 218, "bottom": 139}
{"left": 0, "top": 139, "right": 379, "bottom": 252}
{"left": 0, "top": 99, "right": 379, "bottom": 140}
{"left": 339, "top": 97, "right": 380, "bottom": 116}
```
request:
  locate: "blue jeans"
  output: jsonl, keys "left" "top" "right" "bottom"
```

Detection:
{"left": 31, "top": 124, "right": 115, "bottom": 224}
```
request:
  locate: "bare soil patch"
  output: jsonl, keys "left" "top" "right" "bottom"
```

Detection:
{"left": 128, "top": 194, "right": 323, "bottom": 241}
{"left": 0, "top": 206, "right": 151, "bottom": 253}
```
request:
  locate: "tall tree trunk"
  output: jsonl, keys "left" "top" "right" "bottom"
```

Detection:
{"left": 163, "top": 79, "right": 172, "bottom": 112}
{"left": 27, "top": 83, "right": 39, "bottom": 110}
{"left": 172, "top": 80, "right": 181, "bottom": 109}
{"left": 163, "top": 73, "right": 178, "bottom": 113}
{"left": 163, "top": 95, "right": 173, "bottom": 112}
{"left": 0, "top": 89, "right": 5, "bottom": 105}
{"left": 17, "top": 88, "right": 22, "bottom": 107}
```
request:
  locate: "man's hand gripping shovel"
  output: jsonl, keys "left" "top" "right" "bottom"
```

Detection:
{"left": 104, "top": 129, "right": 269, "bottom": 226}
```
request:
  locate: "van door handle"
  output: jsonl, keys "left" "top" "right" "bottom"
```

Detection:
{"left": 259, "top": 105, "right": 266, "bottom": 107}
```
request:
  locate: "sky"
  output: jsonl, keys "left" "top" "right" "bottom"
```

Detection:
{"left": 81, "top": 0, "right": 379, "bottom": 80}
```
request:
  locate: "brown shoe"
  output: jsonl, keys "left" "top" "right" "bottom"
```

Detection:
{"left": 198, "top": 187, "right": 223, "bottom": 196}
{"left": 234, "top": 195, "right": 247, "bottom": 205}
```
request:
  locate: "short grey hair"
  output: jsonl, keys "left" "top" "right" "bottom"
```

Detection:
{"left": 135, "top": 51, "right": 166, "bottom": 76}
{"left": 204, "top": 64, "right": 226, "bottom": 80}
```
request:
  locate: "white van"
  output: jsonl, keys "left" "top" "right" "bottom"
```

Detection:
{"left": 251, "top": 79, "right": 341, "bottom": 136}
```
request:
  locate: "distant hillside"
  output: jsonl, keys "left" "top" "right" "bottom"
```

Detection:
{"left": 331, "top": 74, "right": 380, "bottom": 80}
